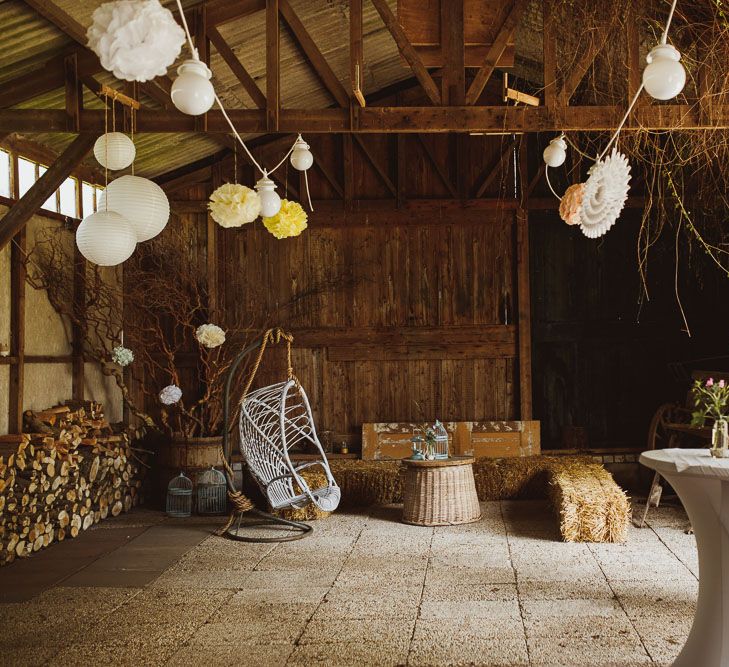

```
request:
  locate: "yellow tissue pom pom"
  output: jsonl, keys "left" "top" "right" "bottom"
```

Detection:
{"left": 262, "top": 199, "right": 308, "bottom": 239}
{"left": 209, "top": 183, "right": 261, "bottom": 228}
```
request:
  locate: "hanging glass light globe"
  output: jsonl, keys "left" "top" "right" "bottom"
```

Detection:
{"left": 255, "top": 173, "right": 282, "bottom": 218}
{"left": 93, "top": 132, "right": 136, "bottom": 170}
{"left": 98, "top": 175, "right": 170, "bottom": 242}
{"left": 76, "top": 210, "right": 137, "bottom": 266}
{"left": 290, "top": 135, "right": 314, "bottom": 171}
{"left": 171, "top": 59, "right": 215, "bottom": 115}
{"left": 642, "top": 44, "right": 686, "bottom": 100}
{"left": 543, "top": 136, "right": 567, "bottom": 168}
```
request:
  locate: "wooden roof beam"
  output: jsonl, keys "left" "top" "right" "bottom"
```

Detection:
{"left": 266, "top": 0, "right": 280, "bottom": 131}
{"left": 440, "top": 0, "right": 464, "bottom": 105}
{"left": 465, "top": 0, "right": 529, "bottom": 105}
{"left": 0, "top": 134, "right": 96, "bottom": 249}
{"left": 279, "top": 0, "right": 349, "bottom": 108}
{"left": 350, "top": 0, "right": 365, "bottom": 107}
{"left": 370, "top": 0, "right": 441, "bottom": 106}
{"left": 208, "top": 26, "right": 267, "bottom": 109}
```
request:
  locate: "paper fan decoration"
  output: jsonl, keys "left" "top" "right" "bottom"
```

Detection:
{"left": 87, "top": 0, "right": 186, "bottom": 82}
{"left": 578, "top": 148, "right": 631, "bottom": 239}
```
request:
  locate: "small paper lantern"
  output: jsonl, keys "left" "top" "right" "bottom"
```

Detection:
{"left": 76, "top": 210, "right": 137, "bottom": 266}
{"left": 94, "top": 132, "right": 136, "bottom": 170}
{"left": 98, "top": 175, "right": 170, "bottom": 242}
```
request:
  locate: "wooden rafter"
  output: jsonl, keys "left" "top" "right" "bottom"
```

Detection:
{"left": 542, "top": 0, "right": 557, "bottom": 110}
{"left": 353, "top": 136, "right": 396, "bottom": 196}
{"left": 370, "top": 0, "right": 441, "bottom": 106}
{"left": 0, "top": 134, "right": 96, "bottom": 249}
{"left": 208, "top": 26, "right": 266, "bottom": 109}
{"left": 558, "top": 24, "right": 613, "bottom": 105}
{"left": 465, "top": 0, "right": 529, "bottom": 105}
{"left": 350, "top": 0, "right": 365, "bottom": 107}
{"left": 440, "top": 0, "right": 465, "bottom": 105}
{"left": 279, "top": 0, "right": 349, "bottom": 108}
{"left": 266, "top": 0, "right": 280, "bottom": 131}
{"left": 415, "top": 135, "right": 457, "bottom": 198}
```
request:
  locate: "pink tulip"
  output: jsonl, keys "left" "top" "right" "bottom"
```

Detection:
{"left": 707, "top": 378, "right": 714, "bottom": 387}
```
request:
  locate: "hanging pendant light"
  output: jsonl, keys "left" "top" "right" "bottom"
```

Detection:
{"left": 255, "top": 173, "right": 281, "bottom": 218}
{"left": 171, "top": 59, "right": 215, "bottom": 115}
{"left": 93, "top": 132, "right": 136, "bottom": 170}
{"left": 98, "top": 175, "right": 170, "bottom": 242}
{"left": 642, "top": 44, "right": 686, "bottom": 100}
{"left": 290, "top": 135, "right": 314, "bottom": 171}
{"left": 542, "top": 135, "right": 567, "bottom": 168}
{"left": 76, "top": 210, "right": 137, "bottom": 266}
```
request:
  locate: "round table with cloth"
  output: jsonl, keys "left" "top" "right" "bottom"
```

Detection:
{"left": 640, "top": 448, "right": 729, "bottom": 667}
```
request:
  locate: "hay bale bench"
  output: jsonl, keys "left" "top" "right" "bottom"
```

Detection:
{"left": 280, "top": 456, "right": 630, "bottom": 543}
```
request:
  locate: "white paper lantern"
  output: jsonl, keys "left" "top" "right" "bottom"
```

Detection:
{"left": 579, "top": 148, "right": 631, "bottom": 239}
{"left": 98, "top": 175, "right": 170, "bottom": 242}
{"left": 94, "top": 132, "right": 136, "bottom": 170}
{"left": 76, "top": 210, "right": 137, "bottom": 266}
{"left": 87, "top": 0, "right": 186, "bottom": 82}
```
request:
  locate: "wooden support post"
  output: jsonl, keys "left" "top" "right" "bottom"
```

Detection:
{"left": 8, "top": 210, "right": 25, "bottom": 432}
{"left": 542, "top": 0, "right": 556, "bottom": 111}
{"left": 343, "top": 134, "right": 354, "bottom": 209}
{"left": 440, "top": 0, "right": 464, "bottom": 105}
{"left": 0, "top": 134, "right": 96, "bottom": 250}
{"left": 266, "top": 0, "right": 280, "bottom": 132}
{"left": 516, "top": 138, "right": 532, "bottom": 419}
{"left": 396, "top": 134, "right": 406, "bottom": 208}
{"left": 64, "top": 53, "right": 81, "bottom": 133}
{"left": 350, "top": 0, "right": 365, "bottom": 106}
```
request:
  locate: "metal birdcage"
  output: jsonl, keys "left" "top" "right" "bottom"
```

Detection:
{"left": 196, "top": 467, "right": 227, "bottom": 515}
{"left": 166, "top": 472, "right": 193, "bottom": 518}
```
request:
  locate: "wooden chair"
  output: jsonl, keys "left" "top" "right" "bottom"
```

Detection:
{"left": 637, "top": 370, "right": 729, "bottom": 528}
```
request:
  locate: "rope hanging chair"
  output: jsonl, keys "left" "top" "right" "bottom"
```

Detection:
{"left": 219, "top": 328, "right": 340, "bottom": 542}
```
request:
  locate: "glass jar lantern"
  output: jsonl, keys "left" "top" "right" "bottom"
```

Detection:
{"left": 711, "top": 418, "right": 729, "bottom": 458}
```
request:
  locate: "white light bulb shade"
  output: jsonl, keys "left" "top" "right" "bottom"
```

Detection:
{"left": 290, "top": 137, "right": 314, "bottom": 171}
{"left": 642, "top": 44, "right": 686, "bottom": 100}
{"left": 170, "top": 59, "right": 215, "bottom": 115}
{"left": 98, "top": 175, "right": 170, "bottom": 242}
{"left": 255, "top": 175, "right": 282, "bottom": 217}
{"left": 543, "top": 137, "right": 567, "bottom": 168}
{"left": 93, "top": 132, "right": 136, "bottom": 170}
{"left": 76, "top": 210, "right": 137, "bottom": 266}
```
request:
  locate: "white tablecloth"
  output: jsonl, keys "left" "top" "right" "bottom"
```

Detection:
{"left": 640, "top": 448, "right": 729, "bottom": 480}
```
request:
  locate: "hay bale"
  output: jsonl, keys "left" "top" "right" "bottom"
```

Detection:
{"left": 329, "top": 460, "right": 403, "bottom": 506}
{"left": 276, "top": 468, "right": 331, "bottom": 522}
{"left": 549, "top": 461, "right": 631, "bottom": 543}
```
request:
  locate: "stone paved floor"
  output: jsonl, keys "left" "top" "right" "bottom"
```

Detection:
{"left": 1, "top": 500, "right": 697, "bottom": 666}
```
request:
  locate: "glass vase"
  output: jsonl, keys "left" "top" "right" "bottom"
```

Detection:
{"left": 710, "top": 418, "right": 729, "bottom": 458}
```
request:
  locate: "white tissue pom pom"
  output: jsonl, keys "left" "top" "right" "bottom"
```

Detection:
{"left": 87, "top": 0, "right": 186, "bottom": 82}
{"left": 579, "top": 149, "right": 631, "bottom": 239}
{"left": 195, "top": 324, "right": 226, "bottom": 348}
{"left": 209, "top": 184, "right": 262, "bottom": 228}
{"left": 111, "top": 345, "right": 134, "bottom": 366}
{"left": 159, "top": 384, "right": 182, "bottom": 405}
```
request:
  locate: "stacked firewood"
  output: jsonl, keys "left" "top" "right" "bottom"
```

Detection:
{"left": 0, "top": 402, "right": 145, "bottom": 566}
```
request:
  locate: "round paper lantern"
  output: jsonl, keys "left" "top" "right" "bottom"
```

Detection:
{"left": 98, "top": 175, "right": 170, "bottom": 242}
{"left": 86, "top": 0, "right": 186, "bottom": 82}
{"left": 76, "top": 210, "right": 137, "bottom": 266}
{"left": 171, "top": 59, "right": 216, "bottom": 116}
{"left": 643, "top": 44, "right": 686, "bottom": 101}
{"left": 94, "top": 132, "right": 136, "bottom": 170}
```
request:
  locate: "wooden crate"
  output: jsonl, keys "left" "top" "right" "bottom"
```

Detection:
{"left": 362, "top": 421, "right": 540, "bottom": 460}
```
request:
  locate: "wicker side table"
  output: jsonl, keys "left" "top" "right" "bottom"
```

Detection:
{"left": 401, "top": 457, "right": 481, "bottom": 526}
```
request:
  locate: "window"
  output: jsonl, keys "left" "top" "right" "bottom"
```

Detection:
{"left": 0, "top": 150, "right": 10, "bottom": 198}
{"left": 82, "top": 182, "right": 96, "bottom": 217}
{"left": 59, "top": 177, "right": 77, "bottom": 217}
{"left": 18, "top": 157, "right": 35, "bottom": 197}
{"left": 38, "top": 165, "right": 58, "bottom": 212}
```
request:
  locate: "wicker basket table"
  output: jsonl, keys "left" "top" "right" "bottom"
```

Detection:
{"left": 401, "top": 457, "right": 481, "bottom": 526}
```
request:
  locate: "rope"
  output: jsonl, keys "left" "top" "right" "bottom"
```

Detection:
{"left": 216, "top": 328, "right": 296, "bottom": 534}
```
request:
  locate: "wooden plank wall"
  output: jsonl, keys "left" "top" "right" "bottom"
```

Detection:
{"left": 163, "top": 131, "right": 527, "bottom": 451}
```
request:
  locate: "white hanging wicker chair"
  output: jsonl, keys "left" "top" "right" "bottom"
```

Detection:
{"left": 239, "top": 378, "right": 340, "bottom": 513}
